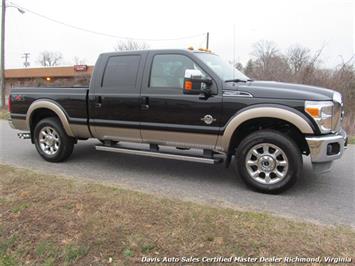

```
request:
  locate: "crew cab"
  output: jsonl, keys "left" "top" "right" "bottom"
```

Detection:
{"left": 8, "top": 49, "right": 348, "bottom": 193}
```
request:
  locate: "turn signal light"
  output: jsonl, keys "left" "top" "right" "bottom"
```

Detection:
{"left": 198, "top": 48, "right": 212, "bottom": 53}
{"left": 184, "top": 80, "right": 192, "bottom": 91}
{"left": 305, "top": 107, "right": 320, "bottom": 118}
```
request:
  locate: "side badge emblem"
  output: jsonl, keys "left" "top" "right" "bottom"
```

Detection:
{"left": 201, "top": 115, "right": 216, "bottom": 125}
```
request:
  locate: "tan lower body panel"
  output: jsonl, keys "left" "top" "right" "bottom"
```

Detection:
{"left": 92, "top": 126, "right": 221, "bottom": 150}
{"left": 92, "top": 126, "right": 142, "bottom": 142}
{"left": 70, "top": 124, "right": 92, "bottom": 139}
{"left": 141, "top": 129, "right": 219, "bottom": 150}
{"left": 11, "top": 119, "right": 28, "bottom": 131}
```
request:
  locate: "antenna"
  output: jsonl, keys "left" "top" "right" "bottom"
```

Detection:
{"left": 206, "top": 32, "right": 209, "bottom": 49}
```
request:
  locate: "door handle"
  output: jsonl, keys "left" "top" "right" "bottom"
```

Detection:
{"left": 96, "top": 96, "right": 102, "bottom": 108}
{"left": 141, "top": 96, "right": 150, "bottom": 110}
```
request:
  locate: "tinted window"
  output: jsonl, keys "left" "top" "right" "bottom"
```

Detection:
{"left": 195, "top": 53, "right": 249, "bottom": 81}
{"left": 150, "top": 54, "right": 204, "bottom": 89}
{"left": 102, "top": 55, "right": 140, "bottom": 88}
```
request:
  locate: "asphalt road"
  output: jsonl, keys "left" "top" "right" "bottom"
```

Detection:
{"left": 1, "top": 120, "right": 354, "bottom": 227}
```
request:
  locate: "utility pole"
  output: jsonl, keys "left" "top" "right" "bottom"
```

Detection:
{"left": 206, "top": 32, "right": 209, "bottom": 50}
{"left": 22, "top": 52, "right": 30, "bottom": 67}
{"left": 0, "top": 0, "right": 6, "bottom": 108}
{"left": 0, "top": 2, "right": 24, "bottom": 108}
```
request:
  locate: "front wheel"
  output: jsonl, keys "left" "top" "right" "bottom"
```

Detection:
{"left": 234, "top": 130, "right": 302, "bottom": 193}
{"left": 34, "top": 117, "right": 75, "bottom": 162}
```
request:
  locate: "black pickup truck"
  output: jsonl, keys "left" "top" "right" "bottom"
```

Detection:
{"left": 8, "top": 49, "right": 347, "bottom": 193}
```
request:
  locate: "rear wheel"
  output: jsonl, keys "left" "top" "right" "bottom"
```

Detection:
{"left": 34, "top": 117, "right": 75, "bottom": 162}
{"left": 234, "top": 130, "right": 302, "bottom": 193}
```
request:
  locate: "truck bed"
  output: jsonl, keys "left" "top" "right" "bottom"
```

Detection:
{"left": 10, "top": 87, "right": 89, "bottom": 122}
{"left": 9, "top": 87, "right": 90, "bottom": 139}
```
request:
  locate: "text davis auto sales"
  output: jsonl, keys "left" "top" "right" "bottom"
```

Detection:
{"left": 141, "top": 256, "right": 352, "bottom": 264}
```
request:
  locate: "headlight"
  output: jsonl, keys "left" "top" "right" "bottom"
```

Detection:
{"left": 305, "top": 100, "right": 334, "bottom": 133}
{"left": 333, "top": 91, "right": 342, "bottom": 104}
{"left": 332, "top": 91, "right": 343, "bottom": 131}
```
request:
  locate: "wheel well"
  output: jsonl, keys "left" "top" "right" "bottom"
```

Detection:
{"left": 29, "top": 108, "right": 58, "bottom": 143}
{"left": 228, "top": 118, "right": 309, "bottom": 155}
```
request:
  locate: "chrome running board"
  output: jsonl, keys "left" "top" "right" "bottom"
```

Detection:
{"left": 95, "top": 145, "right": 222, "bottom": 164}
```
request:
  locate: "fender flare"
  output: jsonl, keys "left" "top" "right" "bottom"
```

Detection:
{"left": 219, "top": 106, "right": 314, "bottom": 151}
{"left": 26, "top": 100, "right": 75, "bottom": 137}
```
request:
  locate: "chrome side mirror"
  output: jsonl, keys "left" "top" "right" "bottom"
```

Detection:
{"left": 184, "top": 69, "right": 203, "bottom": 79}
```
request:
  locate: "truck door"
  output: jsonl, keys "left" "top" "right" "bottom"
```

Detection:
{"left": 89, "top": 52, "right": 146, "bottom": 142}
{"left": 140, "top": 52, "right": 222, "bottom": 149}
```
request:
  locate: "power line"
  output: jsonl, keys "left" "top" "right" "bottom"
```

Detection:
{"left": 9, "top": 2, "right": 206, "bottom": 42}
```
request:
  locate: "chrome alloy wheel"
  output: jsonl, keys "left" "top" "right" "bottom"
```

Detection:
{"left": 39, "top": 126, "right": 61, "bottom": 155}
{"left": 245, "top": 143, "right": 289, "bottom": 185}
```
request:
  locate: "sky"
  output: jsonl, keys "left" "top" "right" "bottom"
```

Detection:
{"left": 3, "top": 0, "right": 355, "bottom": 69}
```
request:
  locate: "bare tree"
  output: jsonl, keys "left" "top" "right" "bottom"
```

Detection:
{"left": 228, "top": 60, "right": 243, "bottom": 71}
{"left": 73, "top": 56, "right": 87, "bottom": 65}
{"left": 331, "top": 58, "right": 355, "bottom": 131}
{"left": 300, "top": 46, "right": 324, "bottom": 84}
{"left": 287, "top": 45, "right": 311, "bottom": 74}
{"left": 234, "top": 62, "right": 243, "bottom": 71}
{"left": 244, "top": 59, "right": 255, "bottom": 77}
{"left": 251, "top": 40, "right": 290, "bottom": 80}
{"left": 38, "top": 51, "right": 63, "bottom": 67}
{"left": 114, "top": 40, "right": 150, "bottom": 51}
{"left": 252, "top": 40, "right": 279, "bottom": 65}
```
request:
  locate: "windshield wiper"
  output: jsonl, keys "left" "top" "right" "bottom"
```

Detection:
{"left": 225, "top": 78, "right": 253, "bottom": 83}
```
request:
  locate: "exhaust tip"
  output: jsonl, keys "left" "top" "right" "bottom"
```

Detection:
{"left": 17, "top": 132, "right": 31, "bottom": 139}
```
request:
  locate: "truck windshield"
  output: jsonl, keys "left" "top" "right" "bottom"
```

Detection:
{"left": 195, "top": 53, "right": 250, "bottom": 82}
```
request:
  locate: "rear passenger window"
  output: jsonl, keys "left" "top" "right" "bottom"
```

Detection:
{"left": 102, "top": 55, "right": 141, "bottom": 89}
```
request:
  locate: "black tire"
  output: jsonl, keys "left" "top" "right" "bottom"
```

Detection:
{"left": 234, "top": 129, "right": 302, "bottom": 193}
{"left": 34, "top": 117, "right": 75, "bottom": 162}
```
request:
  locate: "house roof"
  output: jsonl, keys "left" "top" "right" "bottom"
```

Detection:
{"left": 5, "top": 66, "right": 94, "bottom": 79}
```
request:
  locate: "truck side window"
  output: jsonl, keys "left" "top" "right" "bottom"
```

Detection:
{"left": 150, "top": 54, "right": 205, "bottom": 89}
{"left": 102, "top": 55, "right": 141, "bottom": 89}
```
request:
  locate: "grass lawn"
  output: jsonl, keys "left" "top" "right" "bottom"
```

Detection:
{"left": 0, "top": 164, "right": 354, "bottom": 265}
{"left": 0, "top": 108, "right": 9, "bottom": 120}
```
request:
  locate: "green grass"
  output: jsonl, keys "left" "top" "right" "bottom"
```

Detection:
{"left": 141, "top": 243, "right": 155, "bottom": 253}
{"left": 63, "top": 245, "right": 89, "bottom": 264}
{"left": 0, "top": 235, "right": 18, "bottom": 266}
{"left": 0, "top": 108, "right": 9, "bottom": 120}
{"left": 35, "top": 240, "right": 58, "bottom": 258}
{"left": 123, "top": 248, "right": 134, "bottom": 258}
{"left": 0, "top": 164, "right": 354, "bottom": 265}
{"left": 10, "top": 203, "right": 29, "bottom": 214}
{"left": 349, "top": 135, "right": 355, "bottom": 144}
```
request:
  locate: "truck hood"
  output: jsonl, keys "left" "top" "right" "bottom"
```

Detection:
{"left": 230, "top": 80, "right": 335, "bottom": 101}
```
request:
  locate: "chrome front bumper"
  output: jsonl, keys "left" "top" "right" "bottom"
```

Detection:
{"left": 306, "top": 129, "right": 347, "bottom": 163}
